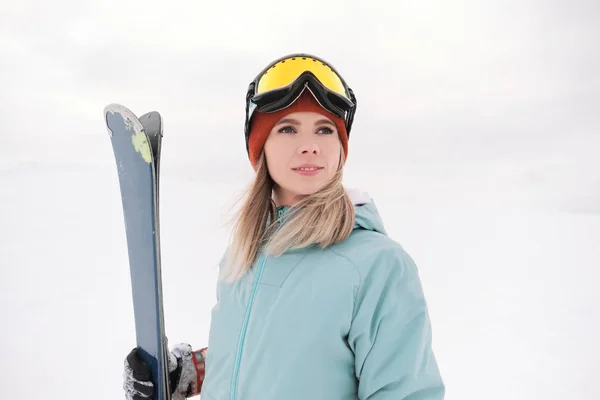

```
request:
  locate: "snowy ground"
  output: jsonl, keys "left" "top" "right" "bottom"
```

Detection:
{"left": 1, "top": 132, "right": 598, "bottom": 399}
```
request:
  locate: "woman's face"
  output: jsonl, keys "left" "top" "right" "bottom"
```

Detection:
{"left": 264, "top": 111, "right": 342, "bottom": 206}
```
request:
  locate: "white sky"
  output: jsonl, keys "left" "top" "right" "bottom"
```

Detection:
{"left": 1, "top": 0, "right": 599, "bottom": 209}
{"left": 1, "top": 1, "right": 599, "bottom": 399}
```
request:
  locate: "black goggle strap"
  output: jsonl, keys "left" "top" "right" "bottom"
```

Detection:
{"left": 345, "top": 87, "right": 357, "bottom": 138}
{"left": 244, "top": 81, "right": 256, "bottom": 151}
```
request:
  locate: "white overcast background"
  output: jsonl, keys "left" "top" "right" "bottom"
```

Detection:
{"left": 1, "top": 0, "right": 599, "bottom": 399}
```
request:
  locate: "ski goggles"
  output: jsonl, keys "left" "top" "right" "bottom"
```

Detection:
{"left": 244, "top": 54, "right": 357, "bottom": 147}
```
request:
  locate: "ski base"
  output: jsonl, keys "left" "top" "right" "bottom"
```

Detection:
{"left": 104, "top": 104, "right": 170, "bottom": 400}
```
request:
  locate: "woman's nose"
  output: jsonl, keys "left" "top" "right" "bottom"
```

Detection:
{"left": 298, "top": 142, "right": 319, "bottom": 155}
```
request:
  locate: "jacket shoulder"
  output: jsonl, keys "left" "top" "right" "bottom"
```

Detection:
{"left": 328, "top": 228, "right": 416, "bottom": 281}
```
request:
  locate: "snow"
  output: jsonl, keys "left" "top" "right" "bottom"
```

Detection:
{"left": 1, "top": 144, "right": 599, "bottom": 399}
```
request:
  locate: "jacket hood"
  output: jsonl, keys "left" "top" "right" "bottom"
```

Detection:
{"left": 345, "top": 187, "right": 388, "bottom": 236}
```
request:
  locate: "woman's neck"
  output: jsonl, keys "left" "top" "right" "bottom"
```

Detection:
{"left": 272, "top": 186, "right": 306, "bottom": 208}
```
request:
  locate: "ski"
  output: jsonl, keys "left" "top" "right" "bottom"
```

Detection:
{"left": 104, "top": 104, "right": 170, "bottom": 400}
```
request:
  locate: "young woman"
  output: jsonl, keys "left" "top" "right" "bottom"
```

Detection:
{"left": 123, "top": 53, "right": 445, "bottom": 400}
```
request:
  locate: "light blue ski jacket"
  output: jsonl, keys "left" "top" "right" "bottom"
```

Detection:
{"left": 201, "top": 191, "right": 445, "bottom": 400}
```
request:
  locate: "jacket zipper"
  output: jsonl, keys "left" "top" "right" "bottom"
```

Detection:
{"left": 230, "top": 254, "right": 267, "bottom": 400}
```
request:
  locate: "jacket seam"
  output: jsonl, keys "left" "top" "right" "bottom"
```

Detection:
{"left": 325, "top": 247, "right": 363, "bottom": 321}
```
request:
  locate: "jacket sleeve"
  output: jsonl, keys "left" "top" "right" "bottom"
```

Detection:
{"left": 347, "top": 246, "right": 445, "bottom": 399}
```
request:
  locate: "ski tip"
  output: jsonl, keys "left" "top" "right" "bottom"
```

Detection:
{"left": 140, "top": 111, "right": 162, "bottom": 123}
{"left": 104, "top": 103, "right": 145, "bottom": 139}
{"left": 104, "top": 103, "right": 136, "bottom": 118}
{"left": 141, "top": 111, "right": 161, "bottom": 117}
{"left": 104, "top": 104, "right": 126, "bottom": 139}
{"left": 140, "top": 111, "right": 163, "bottom": 138}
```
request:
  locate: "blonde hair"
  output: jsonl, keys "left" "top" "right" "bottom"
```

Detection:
{"left": 222, "top": 150, "right": 355, "bottom": 281}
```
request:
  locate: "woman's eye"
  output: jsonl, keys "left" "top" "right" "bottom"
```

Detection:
{"left": 317, "top": 127, "right": 334, "bottom": 135}
{"left": 278, "top": 126, "right": 296, "bottom": 134}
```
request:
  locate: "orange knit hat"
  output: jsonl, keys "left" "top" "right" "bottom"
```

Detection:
{"left": 247, "top": 90, "right": 348, "bottom": 169}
